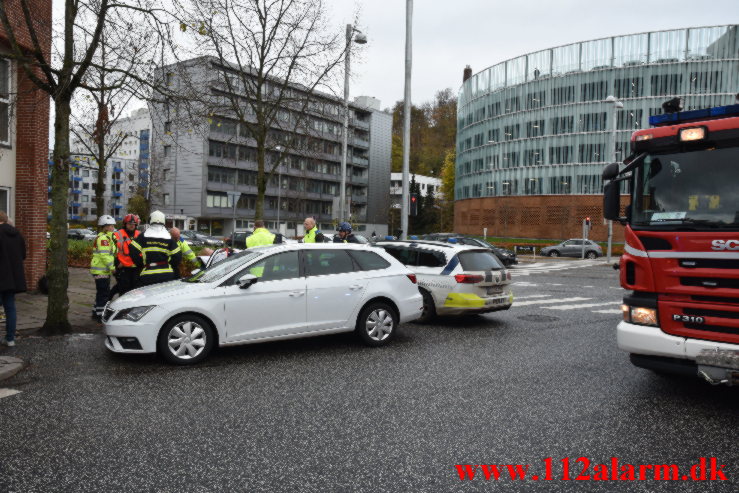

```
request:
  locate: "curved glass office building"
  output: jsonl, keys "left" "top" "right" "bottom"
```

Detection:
{"left": 455, "top": 25, "right": 738, "bottom": 240}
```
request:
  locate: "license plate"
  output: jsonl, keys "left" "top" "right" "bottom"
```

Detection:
{"left": 485, "top": 297, "right": 504, "bottom": 305}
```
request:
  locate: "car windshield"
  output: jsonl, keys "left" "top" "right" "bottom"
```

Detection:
{"left": 183, "top": 250, "right": 263, "bottom": 283}
{"left": 458, "top": 250, "right": 504, "bottom": 270}
{"left": 632, "top": 147, "right": 739, "bottom": 230}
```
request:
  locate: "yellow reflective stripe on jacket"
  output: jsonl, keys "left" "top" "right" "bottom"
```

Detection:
{"left": 143, "top": 246, "right": 171, "bottom": 255}
{"left": 140, "top": 267, "right": 174, "bottom": 276}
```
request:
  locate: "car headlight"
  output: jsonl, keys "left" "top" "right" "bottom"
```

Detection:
{"left": 113, "top": 305, "right": 156, "bottom": 322}
{"left": 622, "top": 305, "right": 658, "bottom": 326}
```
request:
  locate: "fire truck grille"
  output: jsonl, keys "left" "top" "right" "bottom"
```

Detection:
{"left": 680, "top": 277, "right": 739, "bottom": 289}
{"left": 684, "top": 323, "right": 739, "bottom": 335}
{"left": 679, "top": 259, "right": 739, "bottom": 269}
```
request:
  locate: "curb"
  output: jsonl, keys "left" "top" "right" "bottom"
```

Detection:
{"left": 0, "top": 356, "right": 25, "bottom": 382}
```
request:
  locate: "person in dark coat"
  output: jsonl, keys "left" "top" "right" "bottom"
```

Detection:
{"left": 0, "top": 211, "right": 27, "bottom": 347}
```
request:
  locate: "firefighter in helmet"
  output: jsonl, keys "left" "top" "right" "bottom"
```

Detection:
{"left": 130, "top": 211, "right": 182, "bottom": 286}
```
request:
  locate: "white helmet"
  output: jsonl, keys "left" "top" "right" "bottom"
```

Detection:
{"left": 98, "top": 215, "right": 116, "bottom": 226}
{"left": 150, "top": 210, "right": 166, "bottom": 225}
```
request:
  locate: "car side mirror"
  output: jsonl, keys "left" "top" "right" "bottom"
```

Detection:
{"left": 237, "top": 274, "right": 258, "bottom": 289}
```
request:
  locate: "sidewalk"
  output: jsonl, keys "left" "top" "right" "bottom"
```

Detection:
{"left": 2, "top": 267, "right": 102, "bottom": 338}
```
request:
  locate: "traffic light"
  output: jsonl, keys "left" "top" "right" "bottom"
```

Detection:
{"left": 410, "top": 194, "right": 419, "bottom": 216}
{"left": 585, "top": 217, "right": 592, "bottom": 229}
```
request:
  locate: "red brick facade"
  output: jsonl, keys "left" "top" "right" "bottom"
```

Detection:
{"left": 454, "top": 195, "right": 630, "bottom": 243}
{"left": 1, "top": 0, "right": 52, "bottom": 289}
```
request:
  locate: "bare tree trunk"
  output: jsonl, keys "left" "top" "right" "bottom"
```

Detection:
{"left": 95, "top": 134, "right": 107, "bottom": 219}
{"left": 255, "top": 142, "right": 266, "bottom": 220}
{"left": 42, "top": 94, "right": 74, "bottom": 335}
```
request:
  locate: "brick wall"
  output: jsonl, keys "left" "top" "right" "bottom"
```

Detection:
{"left": 1, "top": 0, "right": 52, "bottom": 289}
{"left": 454, "top": 195, "right": 631, "bottom": 242}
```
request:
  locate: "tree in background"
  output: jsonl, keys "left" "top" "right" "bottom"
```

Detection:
{"left": 390, "top": 88, "right": 457, "bottom": 176}
{"left": 439, "top": 149, "right": 455, "bottom": 231}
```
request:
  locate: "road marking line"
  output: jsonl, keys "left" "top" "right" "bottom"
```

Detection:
{"left": 514, "top": 297, "right": 591, "bottom": 307}
{"left": 513, "top": 295, "right": 551, "bottom": 300}
{"left": 544, "top": 302, "right": 619, "bottom": 310}
{"left": 592, "top": 309, "right": 623, "bottom": 314}
{"left": 0, "top": 389, "right": 21, "bottom": 399}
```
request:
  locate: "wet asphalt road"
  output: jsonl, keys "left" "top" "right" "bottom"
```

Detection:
{"left": 0, "top": 260, "right": 737, "bottom": 492}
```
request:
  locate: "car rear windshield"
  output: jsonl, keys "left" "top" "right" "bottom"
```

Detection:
{"left": 458, "top": 251, "right": 503, "bottom": 271}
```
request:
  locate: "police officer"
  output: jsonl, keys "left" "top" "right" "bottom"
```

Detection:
{"left": 301, "top": 217, "right": 325, "bottom": 243}
{"left": 110, "top": 214, "right": 141, "bottom": 298}
{"left": 333, "top": 222, "right": 361, "bottom": 243}
{"left": 246, "top": 220, "right": 275, "bottom": 248}
{"left": 130, "top": 211, "right": 182, "bottom": 287}
{"left": 169, "top": 227, "right": 197, "bottom": 278}
{"left": 90, "top": 215, "right": 117, "bottom": 321}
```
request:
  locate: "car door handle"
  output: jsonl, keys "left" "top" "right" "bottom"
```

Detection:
{"left": 289, "top": 291, "right": 305, "bottom": 297}
{"left": 349, "top": 284, "right": 363, "bottom": 290}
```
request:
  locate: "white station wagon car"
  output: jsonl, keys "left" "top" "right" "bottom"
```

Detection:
{"left": 103, "top": 243, "right": 423, "bottom": 364}
{"left": 375, "top": 240, "right": 513, "bottom": 322}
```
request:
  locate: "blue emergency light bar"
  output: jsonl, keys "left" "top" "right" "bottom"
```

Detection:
{"left": 649, "top": 104, "right": 739, "bottom": 127}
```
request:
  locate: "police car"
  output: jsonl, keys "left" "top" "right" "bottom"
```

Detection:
{"left": 374, "top": 240, "right": 513, "bottom": 322}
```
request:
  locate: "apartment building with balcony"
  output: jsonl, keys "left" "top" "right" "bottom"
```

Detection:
{"left": 149, "top": 56, "right": 391, "bottom": 237}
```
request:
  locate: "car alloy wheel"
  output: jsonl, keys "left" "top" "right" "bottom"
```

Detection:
{"left": 549, "top": 250, "right": 560, "bottom": 257}
{"left": 158, "top": 314, "right": 214, "bottom": 365}
{"left": 586, "top": 251, "right": 598, "bottom": 259}
{"left": 356, "top": 302, "right": 397, "bottom": 347}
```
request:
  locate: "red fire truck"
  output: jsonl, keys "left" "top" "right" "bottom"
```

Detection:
{"left": 603, "top": 99, "right": 739, "bottom": 386}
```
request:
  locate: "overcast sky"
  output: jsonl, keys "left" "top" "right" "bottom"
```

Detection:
{"left": 324, "top": 0, "right": 738, "bottom": 111}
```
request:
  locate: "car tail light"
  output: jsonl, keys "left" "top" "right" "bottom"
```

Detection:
{"left": 406, "top": 274, "right": 417, "bottom": 284}
{"left": 454, "top": 274, "right": 484, "bottom": 284}
{"left": 506, "top": 271, "right": 511, "bottom": 281}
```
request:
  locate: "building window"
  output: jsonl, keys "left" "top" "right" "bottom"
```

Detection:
{"left": 487, "top": 128, "right": 499, "bottom": 143}
{"left": 614, "top": 77, "right": 643, "bottom": 98}
{"left": 526, "top": 120, "right": 545, "bottom": 138}
{"left": 503, "top": 124, "right": 519, "bottom": 141}
{"left": 617, "top": 109, "right": 643, "bottom": 130}
{"left": 164, "top": 121, "right": 172, "bottom": 133}
{"left": 550, "top": 116, "right": 574, "bottom": 135}
{"left": 163, "top": 145, "right": 171, "bottom": 157}
{"left": 0, "top": 58, "right": 10, "bottom": 146}
{"left": 526, "top": 91, "right": 546, "bottom": 109}
{"left": 580, "top": 81, "right": 607, "bottom": 102}
{"left": 651, "top": 74, "right": 682, "bottom": 96}
{"left": 163, "top": 193, "right": 170, "bottom": 205}
{"left": 551, "top": 85, "right": 575, "bottom": 105}
{"left": 579, "top": 112, "right": 607, "bottom": 131}
{"left": 689, "top": 71, "right": 721, "bottom": 94}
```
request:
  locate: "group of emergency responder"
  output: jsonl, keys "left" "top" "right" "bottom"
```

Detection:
{"left": 90, "top": 210, "right": 197, "bottom": 322}
{"left": 90, "top": 213, "right": 361, "bottom": 321}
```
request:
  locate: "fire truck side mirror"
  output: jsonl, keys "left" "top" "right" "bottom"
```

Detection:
{"left": 603, "top": 181, "right": 621, "bottom": 221}
{"left": 602, "top": 163, "right": 620, "bottom": 181}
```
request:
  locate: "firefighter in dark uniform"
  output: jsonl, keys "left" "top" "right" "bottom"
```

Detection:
{"left": 130, "top": 210, "right": 182, "bottom": 287}
{"left": 333, "top": 222, "right": 361, "bottom": 243}
{"left": 110, "top": 213, "right": 141, "bottom": 298}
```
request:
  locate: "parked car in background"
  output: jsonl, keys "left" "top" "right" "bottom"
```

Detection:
{"left": 540, "top": 239, "right": 602, "bottom": 259}
{"left": 179, "top": 230, "right": 204, "bottom": 247}
{"left": 103, "top": 243, "right": 423, "bottom": 365}
{"left": 420, "top": 233, "right": 517, "bottom": 267}
{"left": 375, "top": 240, "right": 513, "bottom": 322}
{"left": 184, "top": 231, "right": 222, "bottom": 247}
{"left": 225, "top": 230, "right": 252, "bottom": 249}
{"left": 67, "top": 228, "right": 97, "bottom": 241}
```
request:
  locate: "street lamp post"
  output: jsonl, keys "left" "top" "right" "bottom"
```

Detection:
{"left": 605, "top": 95, "right": 624, "bottom": 263}
{"left": 340, "top": 24, "right": 367, "bottom": 223}
{"left": 400, "top": 0, "right": 413, "bottom": 240}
